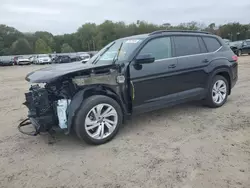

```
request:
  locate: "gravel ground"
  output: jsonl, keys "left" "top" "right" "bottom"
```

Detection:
{"left": 0, "top": 57, "right": 250, "bottom": 188}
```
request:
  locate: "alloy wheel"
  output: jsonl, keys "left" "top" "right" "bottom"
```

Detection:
{"left": 212, "top": 80, "right": 227, "bottom": 104}
{"left": 84, "top": 103, "right": 118, "bottom": 140}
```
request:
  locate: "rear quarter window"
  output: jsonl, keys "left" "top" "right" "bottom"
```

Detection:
{"left": 203, "top": 37, "right": 222, "bottom": 52}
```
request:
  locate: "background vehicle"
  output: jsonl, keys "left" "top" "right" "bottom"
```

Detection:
{"left": 16, "top": 56, "right": 31, "bottom": 65}
{"left": 0, "top": 56, "right": 14, "bottom": 66}
{"left": 29, "top": 56, "right": 36, "bottom": 64}
{"left": 21, "top": 30, "right": 238, "bottom": 145}
{"left": 238, "top": 40, "right": 250, "bottom": 56}
{"left": 228, "top": 41, "right": 241, "bottom": 56}
{"left": 70, "top": 55, "right": 82, "bottom": 62}
{"left": 79, "top": 53, "right": 91, "bottom": 63}
{"left": 34, "top": 55, "right": 52, "bottom": 64}
{"left": 52, "top": 55, "right": 71, "bottom": 63}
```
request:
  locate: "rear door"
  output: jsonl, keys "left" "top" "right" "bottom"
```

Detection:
{"left": 172, "top": 35, "right": 211, "bottom": 96}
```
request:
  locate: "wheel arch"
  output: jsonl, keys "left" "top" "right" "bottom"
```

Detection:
{"left": 66, "top": 85, "right": 127, "bottom": 134}
{"left": 209, "top": 68, "right": 232, "bottom": 95}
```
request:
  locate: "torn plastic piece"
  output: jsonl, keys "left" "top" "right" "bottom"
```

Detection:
{"left": 57, "top": 99, "right": 71, "bottom": 129}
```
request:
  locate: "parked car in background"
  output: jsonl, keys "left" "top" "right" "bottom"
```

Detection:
{"left": 79, "top": 53, "right": 91, "bottom": 63}
{"left": 70, "top": 56, "right": 82, "bottom": 62}
{"left": 238, "top": 40, "right": 250, "bottom": 56}
{"left": 228, "top": 41, "right": 241, "bottom": 56}
{"left": 52, "top": 55, "right": 71, "bottom": 64}
{"left": 34, "top": 55, "right": 52, "bottom": 64}
{"left": 17, "top": 56, "right": 31, "bottom": 65}
{"left": 29, "top": 56, "right": 36, "bottom": 64}
{"left": 0, "top": 56, "right": 14, "bottom": 66}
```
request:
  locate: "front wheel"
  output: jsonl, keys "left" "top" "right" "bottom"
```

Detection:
{"left": 74, "top": 95, "right": 123, "bottom": 145}
{"left": 205, "top": 75, "right": 229, "bottom": 108}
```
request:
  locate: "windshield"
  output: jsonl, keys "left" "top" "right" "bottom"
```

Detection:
{"left": 88, "top": 38, "right": 144, "bottom": 65}
{"left": 246, "top": 41, "right": 250, "bottom": 45}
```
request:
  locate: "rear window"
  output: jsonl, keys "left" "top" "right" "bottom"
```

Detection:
{"left": 174, "top": 36, "right": 201, "bottom": 56}
{"left": 203, "top": 37, "right": 221, "bottom": 52}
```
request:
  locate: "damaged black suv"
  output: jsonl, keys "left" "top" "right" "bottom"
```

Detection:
{"left": 20, "top": 30, "right": 238, "bottom": 145}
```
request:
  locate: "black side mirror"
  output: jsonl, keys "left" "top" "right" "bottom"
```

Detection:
{"left": 135, "top": 54, "right": 155, "bottom": 64}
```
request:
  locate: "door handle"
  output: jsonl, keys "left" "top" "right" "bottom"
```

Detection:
{"left": 168, "top": 64, "right": 176, "bottom": 68}
{"left": 202, "top": 59, "right": 209, "bottom": 63}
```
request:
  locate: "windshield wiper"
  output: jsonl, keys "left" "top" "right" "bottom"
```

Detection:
{"left": 92, "top": 42, "right": 115, "bottom": 64}
{"left": 112, "top": 42, "right": 123, "bottom": 64}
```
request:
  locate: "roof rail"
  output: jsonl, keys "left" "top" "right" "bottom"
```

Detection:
{"left": 149, "top": 30, "right": 212, "bottom": 36}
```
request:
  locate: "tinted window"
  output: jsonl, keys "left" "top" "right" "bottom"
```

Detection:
{"left": 138, "top": 37, "right": 172, "bottom": 60}
{"left": 198, "top": 37, "right": 207, "bottom": 53}
{"left": 174, "top": 36, "right": 201, "bottom": 56}
{"left": 203, "top": 37, "right": 221, "bottom": 52}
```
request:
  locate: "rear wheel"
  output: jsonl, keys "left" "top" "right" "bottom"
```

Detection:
{"left": 205, "top": 75, "right": 229, "bottom": 108}
{"left": 74, "top": 95, "right": 123, "bottom": 145}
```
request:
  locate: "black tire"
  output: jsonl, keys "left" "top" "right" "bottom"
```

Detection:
{"left": 74, "top": 95, "right": 123, "bottom": 145}
{"left": 205, "top": 75, "right": 229, "bottom": 108}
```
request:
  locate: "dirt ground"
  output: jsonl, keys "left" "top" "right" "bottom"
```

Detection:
{"left": 0, "top": 57, "right": 249, "bottom": 188}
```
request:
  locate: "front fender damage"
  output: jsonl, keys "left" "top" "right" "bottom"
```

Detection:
{"left": 19, "top": 65, "right": 127, "bottom": 137}
{"left": 66, "top": 69, "right": 126, "bottom": 134}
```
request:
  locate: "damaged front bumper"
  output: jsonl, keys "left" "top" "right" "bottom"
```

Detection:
{"left": 18, "top": 85, "right": 70, "bottom": 136}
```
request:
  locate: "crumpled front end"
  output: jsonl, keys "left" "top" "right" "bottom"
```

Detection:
{"left": 19, "top": 84, "right": 71, "bottom": 136}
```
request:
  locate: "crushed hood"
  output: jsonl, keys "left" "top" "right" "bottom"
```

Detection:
{"left": 26, "top": 62, "right": 113, "bottom": 83}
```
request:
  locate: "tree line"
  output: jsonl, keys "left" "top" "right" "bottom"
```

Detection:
{"left": 0, "top": 21, "right": 250, "bottom": 56}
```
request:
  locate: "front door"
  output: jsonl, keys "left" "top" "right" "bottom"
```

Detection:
{"left": 129, "top": 36, "right": 178, "bottom": 114}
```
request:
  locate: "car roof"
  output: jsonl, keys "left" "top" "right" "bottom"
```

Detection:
{"left": 119, "top": 30, "right": 215, "bottom": 41}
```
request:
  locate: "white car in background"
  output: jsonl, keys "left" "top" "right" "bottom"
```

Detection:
{"left": 17, "top": 56, "right": 31, "bottom": 65}
{"left": 34, "top": 55, "right": 52, "bottom": 64}
{"left": 79, "top": 53, "right": 90, "bottom": 63}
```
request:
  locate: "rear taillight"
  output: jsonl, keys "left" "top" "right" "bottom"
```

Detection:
{"left": 232, "top": 55, "right": 238, "bottom": 62}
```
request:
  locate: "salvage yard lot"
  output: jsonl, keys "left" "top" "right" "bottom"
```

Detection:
{"left": 0, "top": 57, "right": 250, "bottom": 188}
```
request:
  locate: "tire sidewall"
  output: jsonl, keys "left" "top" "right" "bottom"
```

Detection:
{"left": 74, "top": 95, "right": 123, "bottom": 145}
{"left": 209, "top": 75, "right": 229, "bottom": 107}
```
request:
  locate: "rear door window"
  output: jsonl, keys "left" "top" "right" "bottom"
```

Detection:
{"left": 203, "top": 37, "right": 222, "bottom": 52}
{"left": 198, "top": 37, "right": 208, "bottom": 53}
{"left": 174, "top": 36, "right": 201, "bottom": 56}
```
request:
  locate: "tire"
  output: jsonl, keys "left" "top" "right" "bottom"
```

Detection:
{"left": 74, "top": 95, "right": 123, "bottom": 145}
{"left": 205, "top": 75, "right": 229, "bottom": 108}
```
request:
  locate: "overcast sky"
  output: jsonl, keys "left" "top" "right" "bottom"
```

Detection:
{"left": 0, "top": 0, "right": 250, "bottom": 34}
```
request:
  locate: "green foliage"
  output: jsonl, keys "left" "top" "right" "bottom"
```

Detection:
{"left": 61, "top": 43, "right": 75, "bottom": 53}
{"left": 35, "top": 38, "right": 52, "bottom": 53}
{"left": 11, "top": 38, "right": 33, "bottom": 55}
{"left": 0, "top": 21, "right": 250, "bottom": 56}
